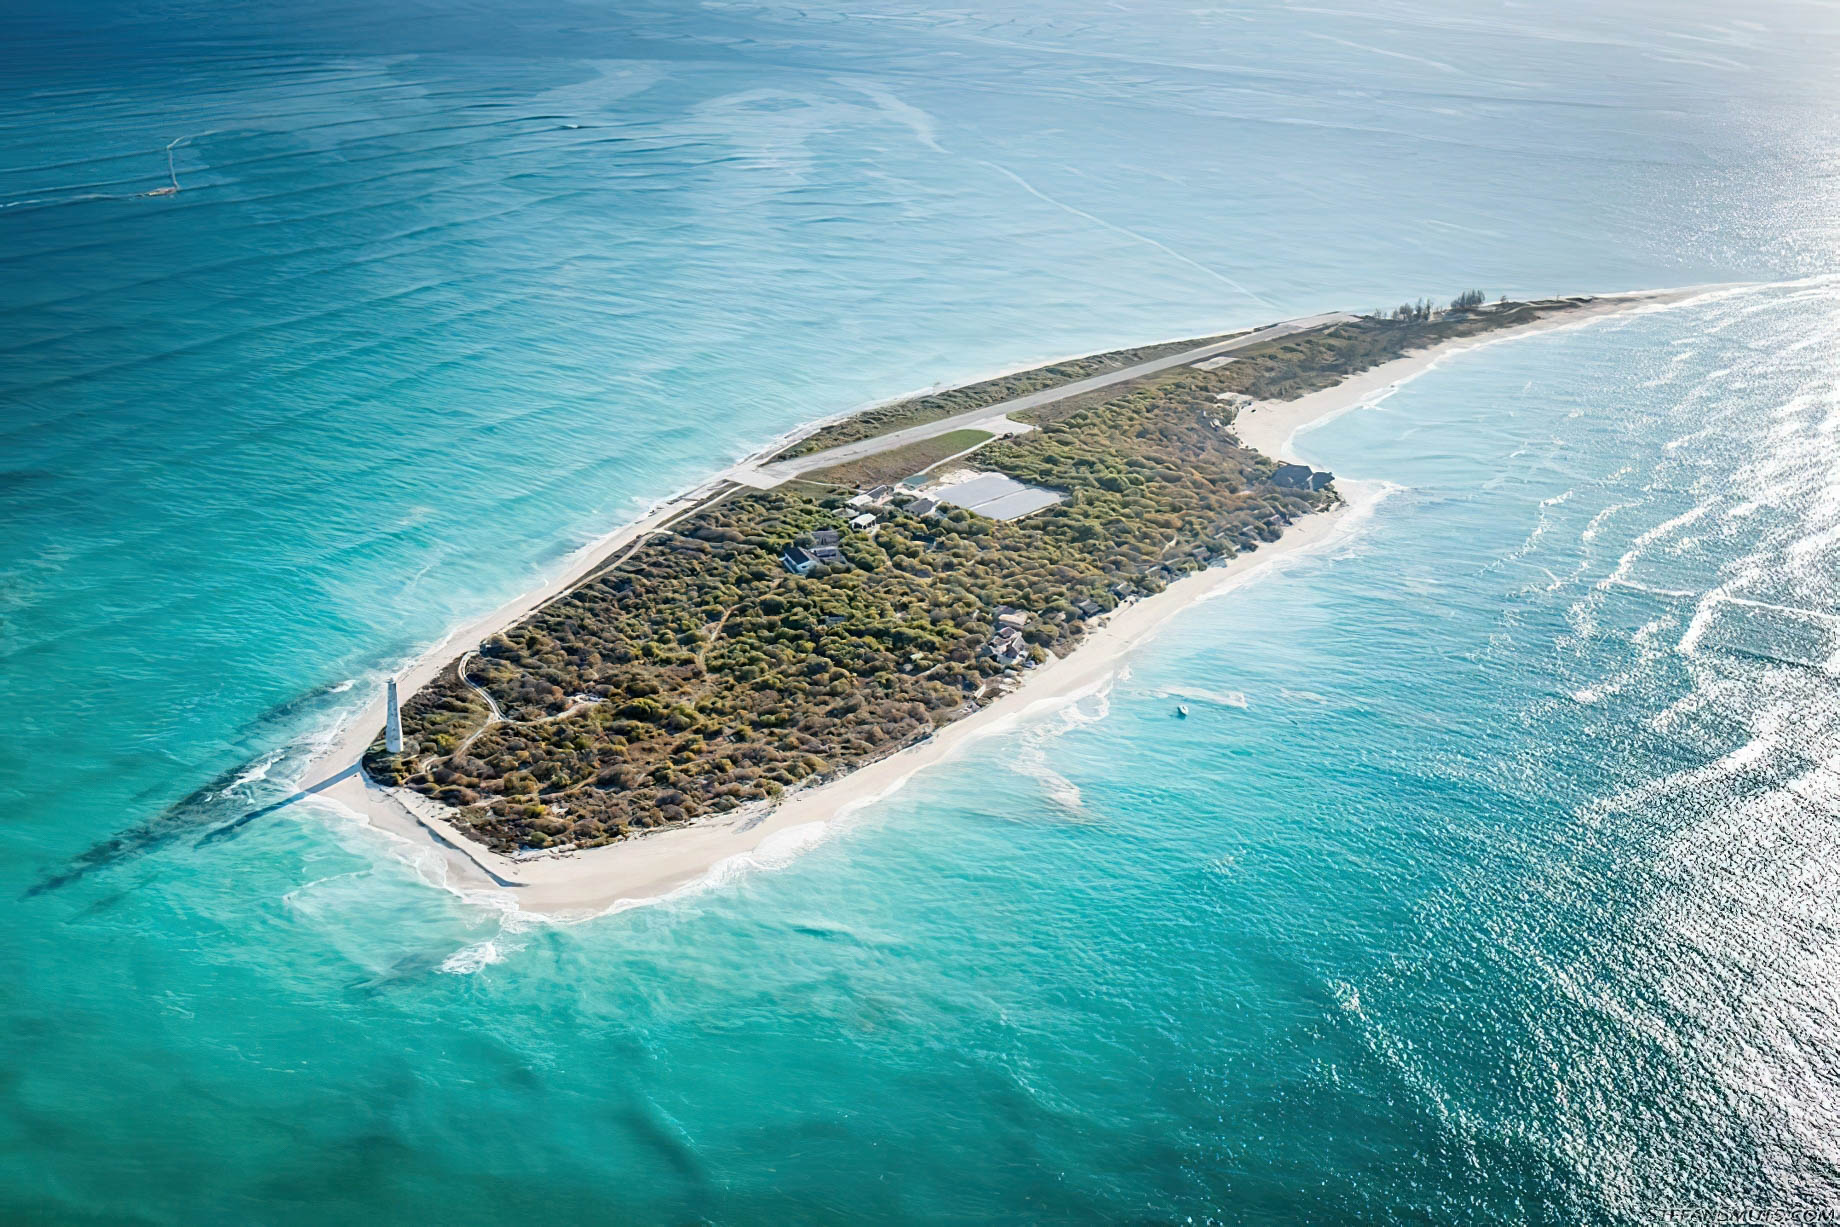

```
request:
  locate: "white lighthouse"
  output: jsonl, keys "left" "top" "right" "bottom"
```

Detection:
{"left": 385, "top": 676, "right": 404, "bottom": 754}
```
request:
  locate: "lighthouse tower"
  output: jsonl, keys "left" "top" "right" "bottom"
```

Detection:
{"left": 385, "top": 677, "right": 404, "bottom": 754}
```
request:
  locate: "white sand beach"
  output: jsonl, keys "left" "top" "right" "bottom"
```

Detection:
{"left": 317, "top": 501, "right": 1352, "bottom": 917}
{"left": 302, "top": 288, "right": 1727, "bottom": 918}
{"left": 1232, "top": 287, "right": 1722, "bottom": 461}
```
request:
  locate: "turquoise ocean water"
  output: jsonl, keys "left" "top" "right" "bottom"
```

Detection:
{"left": 4, "top": 0, "right": 1840, "bottom": 1220}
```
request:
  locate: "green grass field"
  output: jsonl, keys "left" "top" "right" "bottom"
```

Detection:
{"left": 803, "top": 428, "right": 996, "bottom": 489}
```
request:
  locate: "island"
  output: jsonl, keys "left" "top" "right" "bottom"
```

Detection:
{"left": 306, "top": 289, "right": 1687, "bottom": 912}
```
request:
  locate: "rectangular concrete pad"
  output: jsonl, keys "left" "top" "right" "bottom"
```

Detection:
{"left": 933, "top": 472, "right": 1065, "bottom": 521}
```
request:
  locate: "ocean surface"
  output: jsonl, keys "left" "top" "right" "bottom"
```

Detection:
{"left": 4, "top": 0, "right": 1839, "bottom": 1221}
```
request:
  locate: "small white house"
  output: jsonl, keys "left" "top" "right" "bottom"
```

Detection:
{"left": 848, "top": 512, "right": 877, "bottom": 531}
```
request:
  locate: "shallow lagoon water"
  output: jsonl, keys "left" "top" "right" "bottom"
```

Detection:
{"left": 4, "top": 1, "right": 1840, "bottom": 1221}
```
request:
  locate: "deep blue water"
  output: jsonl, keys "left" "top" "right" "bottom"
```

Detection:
{"left": 4, "top": 1, "right": 1840, "bottom": 1222}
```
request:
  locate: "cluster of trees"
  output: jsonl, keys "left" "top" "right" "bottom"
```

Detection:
{"left": 1378, "top": 289, "right": 1492, "bottom": 322}
{"left": 1389, "top": 299, "right": 1437, "bottom": 321}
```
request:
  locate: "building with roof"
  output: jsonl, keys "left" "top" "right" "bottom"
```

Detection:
{"left": 983, "top": 624, "right": 1028, "bottom": 667}
{"left": 930, "top": 471, "right": 1063, "bottom": 521}
{"left": 781, "top": 543, "right": 846, "bottom": 576}
{"left": 1271, "top": 463, "right": 1334, "bottom": 491}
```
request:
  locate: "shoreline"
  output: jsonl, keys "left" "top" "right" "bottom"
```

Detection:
{"left": 300, "top": 285, "right": 1726, "bottom": 919}
{"left": 319, "top": 500, "right": 1354, "bottom": 917}
{"left": 1232, "top": 285, "right": 1729, "bottom": 461}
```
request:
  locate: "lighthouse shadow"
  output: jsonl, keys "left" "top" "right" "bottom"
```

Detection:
{"left": 24, "top": 764, "right": 363, "bottom": 899}
{"left": 194, "top": 764, "right": 362, "bottom": 848}
{"left": 25, "top": 675, "right": 387, "bottom": 899}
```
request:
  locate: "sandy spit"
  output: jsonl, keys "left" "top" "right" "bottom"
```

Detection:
{"left": 1231, "top": 286, "right": 1733, "bottom": 461}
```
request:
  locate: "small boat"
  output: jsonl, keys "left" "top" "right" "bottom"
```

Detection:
{"left": 1175, "top": 704, "right": 1190, "bottom": 718}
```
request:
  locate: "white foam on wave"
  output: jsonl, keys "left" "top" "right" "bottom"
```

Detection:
{"left": 1676, "top": 581, "right": 1739, "bottom": 659}
{"left": 262, "top": 671, "right": 404, "bottom": 800}
{"left": 1606, "top": 579, "right": 1700, "bottom": 600}
{"left": 293, "top": 787, "right": 534, "bottom": 928}
{"left": 222, "top": 748, "right": 287, "bottom": 795}
{"left": 571, "top": 667, "right": 1144, "bottom": 923}
{"left": 1581, "top": 499, "right": 1639, "bottom": 544}
{"left": 1570, "top": 614, "right": 1681, "bottom": 705}
{"left": 591, "top": 820, "right": 843, "bottom": 922}
{"left": 280, "top": 869, "right": 367, "bottom": 910}
{"left": 1160, "top": 685, "right": 1249, "bottom": 709}
{"left": 1499, "top": 487, "right": 1573, "bottom": 565}
{"left": 1328, "top": 477, "right": 1406, "bottom": 544}
{"left": 1598, "top": 706, "right": 1786, "bottom": 816}
{"left": 1010, "top": 752, "right": 1087, "bottom": 814}
{"left": 1191, "top": 479, "right": 1404, "bottom": 600}
{"left": 440, "top": 940, "right": 509, "bottom": 975}
{"left": 1006, "top": 686, "right": 1118, "bottom": 816}
{"left": 1601, "top": 501, "right": 1717, "bottom": 592}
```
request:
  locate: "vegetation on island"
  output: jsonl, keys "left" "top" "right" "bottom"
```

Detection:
{"left": 365, "top": 293, "right": 1582, "bottom": 854}
{"left": 773, "top": 330, "right": 1250, "bottom": 459}
{"left": 1102, "top": 294, "right": 1574, "bottom": 409}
